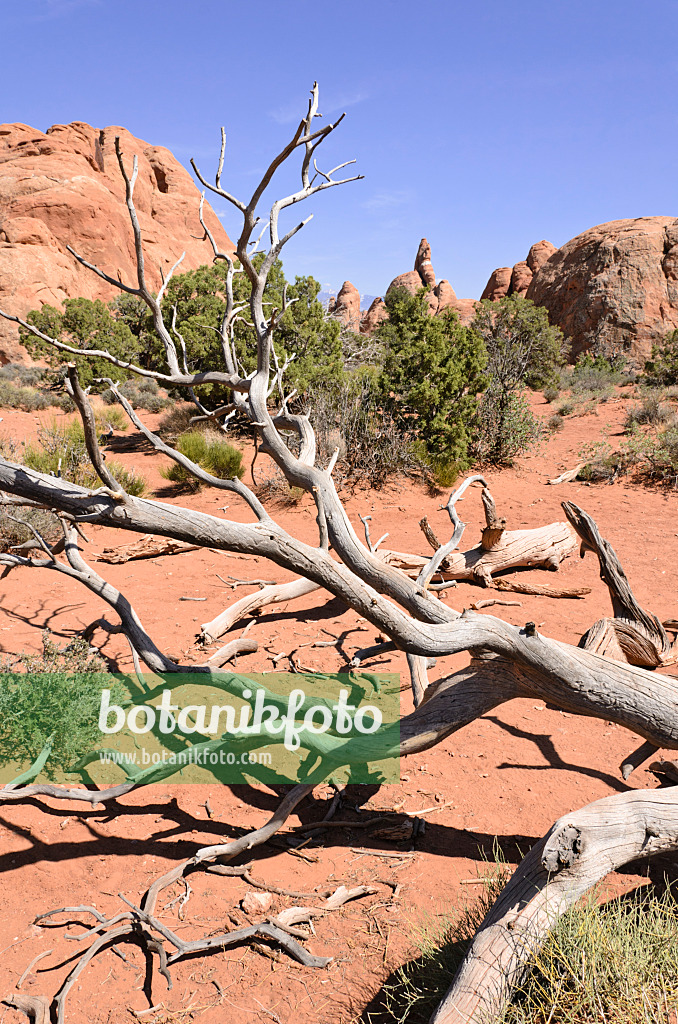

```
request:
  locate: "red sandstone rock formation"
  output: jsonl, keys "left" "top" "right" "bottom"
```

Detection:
{"left": 367, "top": 239, "right": 478, "bottom": 333}
{"left": 360, "top": 296, "right": 388, "bottom": 333}
{"left": 481, "top": 240, "right": 556, "bottom": 303}
{"left": 0, "top": 121, "right": 234, "bottom": 363}
{"left": 526, "top": 217, "right": 678, "bottom": 362}
{"left": 509, "top": 260, "right": 533, "bottom": 297}
{"left": 480, "top": 266, "right": 512, "bottom": 302}
{"left": 526, "top": 239, "right": 557, "bottom": 274}
{"left": 414, "top": 237, "right": 436, "bottom": 287}
{"left": 330, "top": 280, "right": 361, "bottom": 330}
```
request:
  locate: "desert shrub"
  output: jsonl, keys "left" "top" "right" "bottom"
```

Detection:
{"left": 160, "top": 430, "right": 244, "bottom": 489}
{"left": 472, "top": 294, "right": 566, "bottom": 392}
{"left": 556, "top": 399, "right": 575, "bottom": 416}
{"left": 365, "top": 854, "right": 510, "bottom": 1023}
{"left": 643, "top": 328, "right": 678, "bottom": 386}
{"left": 577, "top": 456, "right": 622, "bottom": 482}
{"left": 625, "top": 390, "right": 673, "bottom": 429}
{"left": 22, "top": 420, "right": 146, "bottom": 494}
{"left": 369, "top": 877, "right": 678, "bottom": 1024}
{"left": 543, "top": 385, "right": 560, "bottom": 403}
{"left": 23, "top": 421, "right": 92, "bottom": 484}
{"left": 0, "top": 504, "right": 62, "bottom": 552}
{"left": 101, "top": 376, "right": 170, "bottom": 413}
{"left": 96, "top": 407, "right": 129, "bottom": 432}
{"left": 156, "top": 403, "right": 198, "bottom": 439}
{"left": 0, "top": 379, "right": 53, "bottom": 412}
{"left": 0, "top": 633, "right": 125, "bottom": 780}
{"left": 547, "top": 413, "right": 564, "bottom": 432}
{"left": 0, "top": 363, "right": 47, "bottom": 386}
{"left": 304, "top": 370, "right": 430, "bottom": 489}
{"left": 622, "top": 422, "right": 678, "bottom": 483}
{"left": 473, "top": 389, "right": 542, "bottom": 465}
{"left": 105, "top": 463, "right": 147, "bottom": 497}
{"left": 375, "top": 287, "right": 486, "bottom": 477}
{"left": 570, "top": 351, "right": 627, "bottom": 397}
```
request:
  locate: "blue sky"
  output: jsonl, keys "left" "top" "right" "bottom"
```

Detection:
{"left": 2, "top": 0, "right": 677, "bottom": 300}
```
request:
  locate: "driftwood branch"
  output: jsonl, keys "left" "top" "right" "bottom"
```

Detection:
{"left": 563, "top": 501, "right": 675, "bottom": 666}
{"left": 432, "top": 787, "right": 678, "bottom": 1024}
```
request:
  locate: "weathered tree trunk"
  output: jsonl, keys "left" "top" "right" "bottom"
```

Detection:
{"left": 431, "top": 787, "right": 678, "bottom": 1024}
{"left": 381, "top": 522, "right": 575, "bottom": 586}
{"left": 563, "top": 501, "right": 676, "bottom": 667}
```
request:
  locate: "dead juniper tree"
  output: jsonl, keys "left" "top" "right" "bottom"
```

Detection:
{"left": 1, "top": 84, "right": 678, "bottom": 1022}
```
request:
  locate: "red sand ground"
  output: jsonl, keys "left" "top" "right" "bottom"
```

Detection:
{"left": 0, "top": 389, "right": 676, "bottom": 1023}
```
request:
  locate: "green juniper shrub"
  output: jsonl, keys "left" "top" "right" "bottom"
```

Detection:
{"left": 375, "top": 287, "right": 487, "bottom": 481}
{"left": 19, "top": 298, "right": 140, "bottom": 388}
{"left": 158, "top": 255, "right": 344, "bottom": 406}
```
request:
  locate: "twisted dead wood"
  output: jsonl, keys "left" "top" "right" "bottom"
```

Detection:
{"left": 563, "top": 501, "right": 676, "bottom": 667}
{"left": 431, "top": 786, "right": 678, "bottom": 1024}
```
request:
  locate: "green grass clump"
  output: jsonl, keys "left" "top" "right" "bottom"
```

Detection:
{"left": 365, "top": 877, "right": 678, "bottom": 1024}
{"left": 160, "top": 430, "right": 244, "bottom": 489}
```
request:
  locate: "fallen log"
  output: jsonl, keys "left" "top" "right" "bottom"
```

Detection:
{"left": 381, "top": 521, "right": 576, "bottom": 586}
{"left": 562, "top": 501, "right": 677, "bottom": 667}
{"left": 431, "top": 787, "right": 678, "bottom": 1024}
{"left": 95, "top": 535, "right": 200, "bottom": 563}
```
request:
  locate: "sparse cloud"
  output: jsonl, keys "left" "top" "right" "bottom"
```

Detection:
{"left": 361, "top": 190, "right": 412, "bottom": 212}
{"left": 269, "top": 89, "right": 369, "bottom": 126}
{"left": 23, "top": 0, "right": 102, "bottom": 21}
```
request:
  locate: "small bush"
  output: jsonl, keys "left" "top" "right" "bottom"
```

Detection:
{"left": 644, "top": 328, "right": 678, "bottom": 386}
{"left": 0, "top": 504, "right": 62, "bottom": 552}
{"left": 473, "top": 389, "right": 542, "bottom": 466}
{"left": 570, "top": 352, "right": 627, "bottom": 397}
{"left": 0, "top": 633, "right": 125, "bottom": 780}
{"left": 547, "top": 413, "right": 565, "bottom": 432}
{"left": 556, "top": 400, "right": 575, "bottom": 416}
{"left": 0, "top": 379, "right": 53, "bottom": 412}
{"left": 96, "top": 407, "right": 129, "bottom": 432}
{"left": 160, "top": 430, "right": 244, "bottom": 489}
{"left": 543, "top": 385, "right": 560, "bottom": 403}
{"left": 101, "top": 377, "right": 170, "bottom": 413}
{"left": 22, "top": 419, "right": 147, "bottom": 494}
{"left": 625, "top": 391, "right": 673, "bottom": 429}
{"left": 0, "top": 363, "right": 47, "bottom": 386}
{"left": 369, "top": 877, "right": 678, "bottom": 1024}
{"left": 622, "top": 422, "right": 678, "bottom": 483}
{"left": 156, "top": 403, "right": 197, "bottom": 439}
{"left": 305, "top": 373, "right": 430, "bottom": 488}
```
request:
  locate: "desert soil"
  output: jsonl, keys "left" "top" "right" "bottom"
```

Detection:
{"left": 0, "top": 387, "right": 676, "bottom": 1024}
